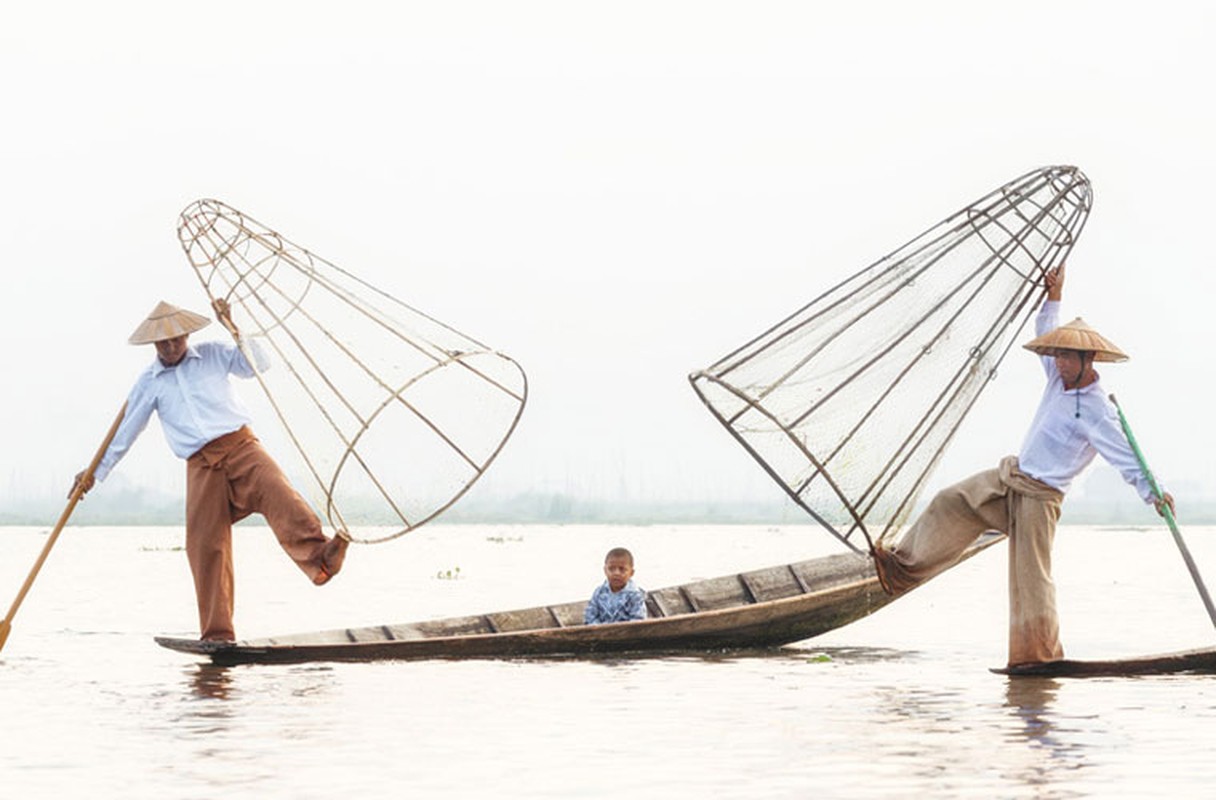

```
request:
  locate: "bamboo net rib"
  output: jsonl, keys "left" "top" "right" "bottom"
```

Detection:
{"left": 177, "top": 199, "right": 527, "bottom": 544}
{"left": 690, "top": 166, "right": 1092, "bottom": 553}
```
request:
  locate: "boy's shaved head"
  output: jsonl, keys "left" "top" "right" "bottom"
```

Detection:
{"left": 605, "top": 547, "right": 633, "bottom": 566}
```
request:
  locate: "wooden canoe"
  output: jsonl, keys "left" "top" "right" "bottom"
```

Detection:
{"left": 991, "top": 646, "right": 1216, "bottom": 678}
{"left": 156, "top": 532, "right": 1003, "bottom": 665}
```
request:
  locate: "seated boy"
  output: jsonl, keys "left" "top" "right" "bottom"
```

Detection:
{"left": 583, "top": 547, "right": 647, "bottom": 625}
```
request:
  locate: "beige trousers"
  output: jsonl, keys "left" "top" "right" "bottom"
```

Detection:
{"left": 185, "top": 426, "right": 328, "bottom": 640}
{"left": 882, "top": 456, "right": 1065, "bottom": 666}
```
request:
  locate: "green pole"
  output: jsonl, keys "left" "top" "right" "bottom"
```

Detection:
{"left": 1111, "top": 394, "right": 1216, "bottom": 630}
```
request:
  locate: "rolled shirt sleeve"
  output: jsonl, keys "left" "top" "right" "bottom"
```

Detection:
{"left": 235, "top": 336, "right": 271, "bottom": 375}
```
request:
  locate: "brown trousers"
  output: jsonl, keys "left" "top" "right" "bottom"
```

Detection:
{"left": 185, "top": 426, "right": 328, "bottom": 640}
{"left": 882, "top": 456, "right": 1065, "bottom": 666}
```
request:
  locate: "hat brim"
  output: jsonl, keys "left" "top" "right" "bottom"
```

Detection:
{"left": 128, "top": 307, "right": 212, "bottom": 344}
{"left": 1022, "top": 324, "right": 1128, "bottom": 363}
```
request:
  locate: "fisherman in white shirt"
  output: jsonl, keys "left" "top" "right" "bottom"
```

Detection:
{"left": 73, "top": 300, "right": 350, "bottom": 642}
{"left": 872, "top": 265, "right": 1174, "bottom": 668}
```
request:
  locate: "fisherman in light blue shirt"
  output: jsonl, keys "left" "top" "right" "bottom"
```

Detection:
{"left": 584, "top": 547, "right": 647, "bottom": 625}
{"left": 72, "top": 299, "right": 350, "bottom": 642}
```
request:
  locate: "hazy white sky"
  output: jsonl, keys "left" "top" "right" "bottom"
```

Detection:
{"left": 3, "top": 1, "right": 1214, "bottom": 511}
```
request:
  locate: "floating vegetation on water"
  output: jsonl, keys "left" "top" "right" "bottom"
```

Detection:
{"left": 435, "top": 566, "right": 462, "bottom": 580}
{"left": 806, "top": 653, "right": 833, "bottom": 663}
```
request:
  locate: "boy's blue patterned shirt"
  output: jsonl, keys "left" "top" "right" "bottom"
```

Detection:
{"left": 584, "top": 579, "right": 647, "bottom": 625}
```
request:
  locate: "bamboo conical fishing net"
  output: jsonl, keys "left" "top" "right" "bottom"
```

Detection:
{"left": 177, "top": 199, "right": 527, "bottom": 544}
{"left": 689, "top": 166, "right": 1091, "bottom": 553}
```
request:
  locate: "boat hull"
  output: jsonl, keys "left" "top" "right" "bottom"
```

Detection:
{"left": 991, "top": 646, "right": 1216, "bottom": 677}
{"left": 157, "top": 533, "right": 1003, "bottom": 665}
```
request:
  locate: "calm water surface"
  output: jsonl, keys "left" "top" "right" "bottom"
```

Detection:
{"left": 2, "top": 524, "right": 1215, "bottom": 798}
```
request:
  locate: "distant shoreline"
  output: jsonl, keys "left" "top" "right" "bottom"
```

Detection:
{"left": 0, "top": 494, "right": 1187, "bottom": 526}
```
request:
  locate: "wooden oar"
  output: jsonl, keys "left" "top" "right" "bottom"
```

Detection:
{"left": 1111, "top": 394, "right": 1216, "bottom": 631}
{"left": 0, "top": 402, "right": 127, "bottom": 653}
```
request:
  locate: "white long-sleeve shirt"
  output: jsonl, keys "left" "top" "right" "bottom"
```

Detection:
{"left": 95, "top": 340, "right": 268, "bottom": 482}
{"left": 1017, "top": 301, "right": 1156, "bottom": 503}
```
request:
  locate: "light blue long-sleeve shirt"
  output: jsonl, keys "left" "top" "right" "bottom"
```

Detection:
{"left": 1017, "top": 301, "right": 1156, "bottom": 503}
{"left": 95, "top": 340, "right": 267, "bottom": 482}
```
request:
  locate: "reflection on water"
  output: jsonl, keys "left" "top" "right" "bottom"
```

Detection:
{"left": 188, "top": 664, "right": 235, "bottom": 702}
{"left": 1000, "top": 676, "right": 1085, "bottom": 796}
{"left": 1004, "top": 676, "right": 1061, "bottom": 745}
{"left": 3, "top": 524, "right": 1216, "bottom": 798}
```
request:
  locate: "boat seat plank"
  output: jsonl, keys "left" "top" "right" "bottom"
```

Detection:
{"left": 382, "top": 624, "right": 428, "bottom": 641}
{"left": 551, "top": 601, "right": 586, "bottom": 627}
{"left": 346, "top": 626, "right": 390, "bottom": 643}
{"left": 487, "top": 606, "right": 562, "bottom": 633}
{"left": 646, "top": 592, "right": 668, "bottom": 618}
{"left": 411, "top": 615, "right": 497, "bottom": 638}
{"left": 741, "top": 565, "right": 807, "bottom": 602}
{"left": 682, "top": 575, "right": 750, "bottom": 612}
{"left": 790, "top": 553, "right": 872, "bottom": 591}
{"left": 647, "top": 586, "right": 694, "bottom": 616}
{"left": 787, "top": 564, "right": 812, "bottom": 594}
{"left": 737, "top": 573, "right": 758, "bottom": 604}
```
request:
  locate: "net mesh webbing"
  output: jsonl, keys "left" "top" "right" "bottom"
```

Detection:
{"left": 689, "top": 166, "right": 1092, "bottom": 553}
{"left": 177, "top": 199, "right": 527, "bottom": 544}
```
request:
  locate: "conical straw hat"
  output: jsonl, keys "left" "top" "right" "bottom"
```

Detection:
{"left": 1022, "top": 317, "right": 1128, "bottom": 362}
{"left": 128, "top": 300, "right": 211, "bottom": 344}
